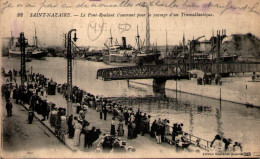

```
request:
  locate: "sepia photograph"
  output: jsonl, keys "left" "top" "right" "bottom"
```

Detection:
{"left": 1, "top": 0, "right": 260, "bottom": 158}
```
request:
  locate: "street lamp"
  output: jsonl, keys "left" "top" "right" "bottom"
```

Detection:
{"left": 20, "top": 32, "right": 28, "bottom": 86}
{"left": 67, "top": 29, "right": 77, "bottom": 116}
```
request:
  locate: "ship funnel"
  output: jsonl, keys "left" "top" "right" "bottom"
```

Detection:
{"left": 122, "top": 37, "right": 127, "bottom": 49}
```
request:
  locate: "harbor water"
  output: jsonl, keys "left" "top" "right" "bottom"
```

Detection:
{"left": 2, "top": 57, "right": 260, "bottom": 152}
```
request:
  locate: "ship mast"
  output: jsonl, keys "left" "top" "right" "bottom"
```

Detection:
{"left": 109, "top": 28, "right": 113, "bottom": 46}
{"left": 166, "top": 30, "right": 168, "bottom": 56}
{"left": 34, "top": 27, "right": 38, "bottom": 48}
{"left": 146, "top": 3, "right": 150, "bottom": 51}
{"left": 182, "top": 32, "right": 185, "bottom": 53}
{"left": 10, "top": 29, "right": 14, "bottom": 47}
{"left": 136, "top": 25, "right": 140, "bottom": 51}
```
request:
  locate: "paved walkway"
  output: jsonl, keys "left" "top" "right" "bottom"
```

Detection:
{"left": 1, "top": 98, "right": 69, "bottom": 158}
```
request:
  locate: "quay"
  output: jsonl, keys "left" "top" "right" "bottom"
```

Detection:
{"left": 129, "top": 73, "right": 260, "bottom": 107}
{"left": 1, "top": 74, "right": 219, "bottom": 157}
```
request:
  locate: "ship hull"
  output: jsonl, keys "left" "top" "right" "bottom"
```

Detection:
{"left": 103, "top": 53, "right": 160, "bottom": 66}
{"left": 9, "top": 50, "right": 47, "bottom": 58}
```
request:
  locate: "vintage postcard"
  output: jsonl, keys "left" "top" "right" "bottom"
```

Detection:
{"left": 1, "top": 0, "right": 260, "bottom": 158}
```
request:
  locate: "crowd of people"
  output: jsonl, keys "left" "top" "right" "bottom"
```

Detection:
{"left": 1, "top": 68, "right": 243, "bottom": 153}
{"left": 63, "top": 89, "right": 192, "bottom": 150}
{"left": 210, "top": 134, "right": 243, "bottom": 153}
{"left": 57, "top": 81, "right": 244, "bottom": 153}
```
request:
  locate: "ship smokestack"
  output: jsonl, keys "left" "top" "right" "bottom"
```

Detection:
{"left": 122, "top": 37, "right": 126, "bottom": 49}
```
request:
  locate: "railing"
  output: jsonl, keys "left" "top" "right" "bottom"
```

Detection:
{"left": 182, "top": 131, "right": 211, "bottom": 150}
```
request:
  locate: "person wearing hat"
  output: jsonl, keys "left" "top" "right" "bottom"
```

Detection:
{"left": 110, "top": 117, "right": 116, "bottom": 136}
{"left": 223, "top": 138, "right": 233, "bottom": 151}
{"left": 41, "top": 99, "right": 48, "bottom": 121}
{"left": 59, "top": 115, "right": 68, "bottom": 141}
{"left": 74, "top": 118, "right": 82, "bottom": 146}
{"left": 117, "top": 120, "right": 124, "bottom": 136}
{"left": 172, "top": 123, "right": 178, "bottom": 142}
{"left": 165, "top": 120, "right": 170, "bottom": 135}
{"left": 233, "top": 142, "right": 242, "bottom": 152}
{"left": 98, "top": 98, "right": 103, "bottom": 119}
{"left": 146, "top": 115, "right": 151, "bottom": 133}
{"left": 28, "top": 107, "right": 34, "bottom": 124}
{"left": 102, "top": 100, "right": 108, "bottom": 120}
{"left": 67, "top": 114, "right": 75, "bottom": 139}
{"left": 6, "top": 99, "right": 13, "bottom": 117}
{"left": 123, "top": 109, "right": 129, "bottom": 125}
{"left": 210, "top": 134, "right": 223, "bottom": 152}
{"left": 4, "top": 87, "right": 11, "bottom": 102}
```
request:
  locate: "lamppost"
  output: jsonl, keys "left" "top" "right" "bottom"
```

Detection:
{"left": 20, "top": 32, "right": 27, "bottom": 86}
{"left": 66, "top": 29, "right": 77, "bottom": 116}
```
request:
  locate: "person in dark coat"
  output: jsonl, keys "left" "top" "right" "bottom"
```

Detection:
{"left": 150, "top": 120, "right": 157, "bottom": 138}
{"left": 76, "top": 103, "right": 81, "bottom": 114}
{"left": 172, "top": 123, "right": 178, "bottom": 142}
{"left": 133, "top": 121, "right": 138, "bottom": 138}
{"left": 6, "top": 100, "right": 13, "bottom": 117}
{"left": 12, "top": 87, "right": 17, "bottom": 100}
{"left": 140, "top": 116, "right": 146, "bottom": 136}
{"left": 4, "top": 88, "right": 11, "bottom": 102}
{"left": 102, "top": 136, "right": 113, "bottom": 152}
{"left": 102, "top": 101, "right": 108, "bottom": 120}
{"left": 86, "top": 127, "right": 102, "bottom": 149}
{"left": 85, "top": 127, "right": 95, "bottom": 148}
{"left": 67, "top": 114, "right": 75, "bottom": 138}
{"left": 8, "top": 70, "right": 12, "bottom": 82}
{"left": 55, "top": 108, "right": 62, "bottom": 134}
{"left": 223, "top": 138, "right": 232, "bottom": 151}
{"left": 135, "top": 111, "right": 141, "bottom": 134}
{"left": 127, "top": 122, "right": 134, "bottom": 139}
{"left": 28, "top": 107, "right": 34, "bottom": 124}
{"left": 41, "top": 99, "right": 48, "bottom": 121}
{"left": 98, "top": 99, "right": 103, "bottom": 119}
{"left": 124, "top": 110, "right": 129, "bottom": 125}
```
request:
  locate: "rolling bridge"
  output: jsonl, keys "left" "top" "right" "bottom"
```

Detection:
{"left": 97, "top": 62, "right": 260, "bottom": 91}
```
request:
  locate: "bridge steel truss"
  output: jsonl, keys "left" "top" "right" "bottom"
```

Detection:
{"left": 97, "top": 62, "right": 260, "bottom": 80}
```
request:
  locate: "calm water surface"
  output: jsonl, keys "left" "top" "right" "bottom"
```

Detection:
{"left": 2, "top": 57, "right": 260, "bottom": 152}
